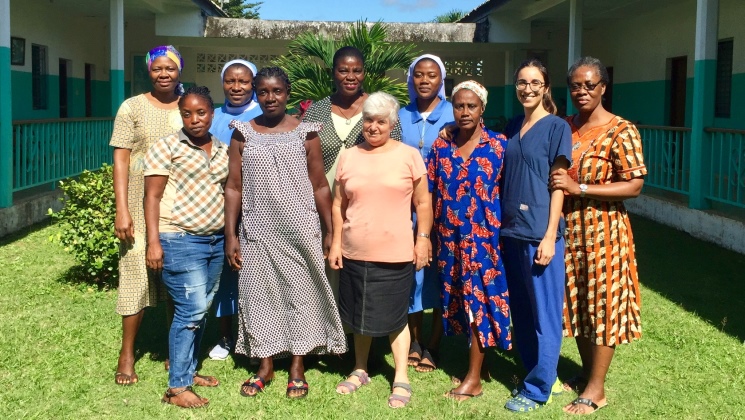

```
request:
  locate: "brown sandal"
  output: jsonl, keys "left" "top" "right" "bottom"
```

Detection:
{"left": 161, "top": 386, "right": 208, "bottom": 408}
{"left": 193, "top": 373, "right": 219, "bottom": 387}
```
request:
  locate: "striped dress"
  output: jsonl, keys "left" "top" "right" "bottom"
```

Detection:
{"left": 561, "top": 116, "right": 646, "bottom": 346}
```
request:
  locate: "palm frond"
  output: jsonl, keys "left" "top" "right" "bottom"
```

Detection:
{"left": 366, "top": 43, "right": 419, "bottom": 77}
{"left": 364, "top": 76, "right": 410, "bottom": 105}
{"left": 286, "top": 33, "right": 337, "bottom": 68}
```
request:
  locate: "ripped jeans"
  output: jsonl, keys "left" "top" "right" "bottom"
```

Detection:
{"left": 160, "top": 232, "right": 224, "bottom": 388}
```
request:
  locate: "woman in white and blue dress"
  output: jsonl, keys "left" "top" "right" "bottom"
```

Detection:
{"left": 398, "top": 54, "right": 454, "bottom": 373}
{"left": 208, "top": 59, "right": 263, "bottom": 360}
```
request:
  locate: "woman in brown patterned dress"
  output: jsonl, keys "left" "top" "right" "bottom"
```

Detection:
{"left": 550, "top": 56, "right": 646, "bottom": 414}
{"left": 110, "top": 45, "right": 184, "bottom": 385}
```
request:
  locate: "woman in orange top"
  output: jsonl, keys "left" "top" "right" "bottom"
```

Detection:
{"left": 550, "top": 56, "right": 646, "bottom": 415}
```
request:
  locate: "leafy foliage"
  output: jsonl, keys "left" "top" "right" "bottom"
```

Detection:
{"left": 432, "top": 9, "right": 466, "bottom": 23}
{"left": 48, "top": 164, "right": 119, "bottom": 286}
{"left": 215, "top": 0, "right": 262, "bottom": 19}
{"left": 273, "top": 21, "right": 420, "bottom": 109}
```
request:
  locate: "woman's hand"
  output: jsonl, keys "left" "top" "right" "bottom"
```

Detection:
{"left": 225, "top": 235, "right": 242, "bottom": 271}
{"left": 438, "top": 123, "right": 457, "bottom": 140}
{"left": 413, "top": 237, "right": 430, "bottom": 270}
{"left": 534, "top": 237, "right": 556, "bottom": 266}
{"left": 323, "top": 231, "right": 333, "bottom": 259}
{"left": 550, "top": 168, "right": 580, "bottom": 196}
{"left": 114, "top": 209, "right": 135, "bottom": 244}
{"left": 146, "top": 241, "right": 163, "bottom": 271}
{"left": 327, "top": 244, "right": 343, "bottom": 270}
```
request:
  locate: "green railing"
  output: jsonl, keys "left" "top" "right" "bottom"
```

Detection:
{"left": 638, "top": 125, "right": 691, "bottom": 196}
{"left": 705, "top": 128, "right": 745, "bottom": 208}
{"left": 12, "top": 118, "right": 114, "bottom": 192}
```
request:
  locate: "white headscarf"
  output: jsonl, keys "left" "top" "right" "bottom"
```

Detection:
{"left": 406, "top": 54, "right": 447, "bottom": 103}
{"left": 220, "top": 59, "right": 258, "bottom": 112}
{"left": 452, "top": 80, "right": 488, "bottom": 107}
{"left": 221, "top": 59, "right": 257, "bottom": 79}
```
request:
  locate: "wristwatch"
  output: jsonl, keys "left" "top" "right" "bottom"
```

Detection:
{"left": 579, "top": 184, "right": 588, "bottom": 197}
{"left": 418, "top": 232, "right": 430, "bottom": 239}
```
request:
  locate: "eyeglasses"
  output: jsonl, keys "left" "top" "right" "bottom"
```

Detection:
{"left": 569, "top": 82, "right": 602, "bottom": 92}
{"left": 515, "top": 80, "right": 545, "bottom": 90}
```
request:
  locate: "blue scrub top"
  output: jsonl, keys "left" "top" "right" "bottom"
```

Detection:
{"left": 500, "top": 114, "right": 572, "bottom": 242}
{"left": 398, "top": 98, "right": 455, "bottom": 164}
{"left": 211, "top": 104, "right": 263, "bottom": 145}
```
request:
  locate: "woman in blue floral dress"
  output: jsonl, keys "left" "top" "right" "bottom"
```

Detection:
{"left": 427, "top": 80, "right": 512, "bottom": 401}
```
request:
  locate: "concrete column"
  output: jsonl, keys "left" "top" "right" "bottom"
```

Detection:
{"left": 0, "top": 0, "right": 12, "bottom": 208}
{"left": 110, "top": 0, "right": 125, "bottom": 116}
{"left": 566, "top": 0, "right": 583, "bottom": 115}
{"left": 689, "top": 0, "right": 719, "bottom": 209}
{"left": 504, "top": 50, "right": 514, "bottom": 119}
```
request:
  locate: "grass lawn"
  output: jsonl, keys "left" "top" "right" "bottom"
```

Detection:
{"left": 0, "top": 215, "right": 744, "bottom": 419}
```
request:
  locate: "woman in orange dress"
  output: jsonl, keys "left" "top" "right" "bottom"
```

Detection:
{"left": 550, "top": 56, "right": 646, "bottom": 415}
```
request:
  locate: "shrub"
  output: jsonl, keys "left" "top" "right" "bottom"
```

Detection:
{"left": 49, "top": 163, "right": 119, "bottom": 286}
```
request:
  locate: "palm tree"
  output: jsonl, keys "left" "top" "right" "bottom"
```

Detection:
{"left": 273, "top": 21, "right": 420, "bottom": 110}
{"left": 432, "top": 9, "right": 465, "bottom": 23}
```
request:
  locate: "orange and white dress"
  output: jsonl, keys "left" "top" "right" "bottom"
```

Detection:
{"left": 561, "top": 116, "right": 646, "bottom": 346}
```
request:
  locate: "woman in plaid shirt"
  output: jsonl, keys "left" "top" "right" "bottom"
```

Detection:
{"left": 144, "top": 86, "right": 229, "bottom": 408}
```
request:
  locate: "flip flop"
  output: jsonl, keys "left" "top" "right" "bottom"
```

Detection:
{"left": 286, "top": 378, "right": 309, "bottom": 399}
{"left": 415, "top": 348, "right": 437, "bottom": 373}
{"left": 565, "top": 397, "right": 607, "bottom": 414}
{"left": 444, "top": 388, "right": 483, "bottom": 401}
{"left": 193, "top": 373, "right": 219, "bottom": 387}
{"left": 114, "top": 372, "right": 139, "bottom": 386}
{"left": 240, "top": 374, "right": 271, "bottom": 397}
{"left": 408, "top": 342, "right": 423, "bottom": 366}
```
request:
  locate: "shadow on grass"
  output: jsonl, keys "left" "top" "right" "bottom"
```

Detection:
{"left": 0, "top": 219, "right": 55, "bottom": 246}
{"left": 56, "top": 265, "right": 118, "bottom": 290}
{"left": 631, "top": 214, "right": 745, "bottom": 341}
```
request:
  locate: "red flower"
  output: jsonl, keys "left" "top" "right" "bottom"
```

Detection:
{"left": 475, "top": 157, "right": 494, "bottom": 179}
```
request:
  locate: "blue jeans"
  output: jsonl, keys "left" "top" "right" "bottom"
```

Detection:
{"left": 502, "top": 236, "right": 565, "bottom": 403}
{"left": 160, "top": 232, "right": 224, "bottom": 388}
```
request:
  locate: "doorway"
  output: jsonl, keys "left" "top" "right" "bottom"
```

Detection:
{"left": 85, "top": 63, "right": 94, "bottom": 117}
{"left": 668, "top": 56, "right": 687, "bottom": 127}
{"left": 59, "top": 58, "right": 71, "bottom": 118}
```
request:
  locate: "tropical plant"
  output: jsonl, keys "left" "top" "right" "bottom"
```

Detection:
{"left": 214, "top": 0, "right": 262, "bottom": 19}
{"left": 273, "top": 20, "right": 420, "bottom": 109}
{"left": 432, "top": 9, "right": 466, "bottom": 23}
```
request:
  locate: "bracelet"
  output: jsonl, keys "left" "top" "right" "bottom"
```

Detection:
{"left": 417, "top": 232, "right": 430, "bottom": 239}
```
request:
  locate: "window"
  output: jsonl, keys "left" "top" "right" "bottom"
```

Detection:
{"left": 32, "top": 44, "right": 48, "bottom": 110}
{"left": 715, "top": 39, "right": 733, "bottom": 118}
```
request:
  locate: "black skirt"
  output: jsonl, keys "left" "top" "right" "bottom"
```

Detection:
{"left": 339, "top": 258, "right": 413, "bottom": 337}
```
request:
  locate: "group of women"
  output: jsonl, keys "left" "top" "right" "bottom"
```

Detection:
{"left": 110, "top": 44, "right": 645, "bottom": 414}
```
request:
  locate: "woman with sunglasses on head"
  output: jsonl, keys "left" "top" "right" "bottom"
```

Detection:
{"left": 550, "top": 56, "right": 646, "bottom": 415}
{"left": 500, "top": 59, "right": 572, "bottom": 412}
{"left": 109, "top": 45, "right": 184, "bottom": 386}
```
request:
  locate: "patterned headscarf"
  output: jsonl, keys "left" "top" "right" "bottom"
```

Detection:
{"left": 146, "top": 45, "right": 183, "bottom": 73}
{"left": 406, "top": 54, "right": 447, "bottom": 103}
{"left": 452, "top": 80, "right": 488, "bottom": 107}
{"left": 221, "top": 59, "right": 257, "bottom": 79}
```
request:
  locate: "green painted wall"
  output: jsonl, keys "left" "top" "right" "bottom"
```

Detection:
{"left": 713, "top": 72, "right": 745, "bottom": 129}
{"left": 11, "top": 70, "right": 112, "bottom": 120}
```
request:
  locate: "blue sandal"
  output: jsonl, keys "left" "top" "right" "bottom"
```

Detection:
{"left": 504, "top": 394, "right": 546, "bottom": 412}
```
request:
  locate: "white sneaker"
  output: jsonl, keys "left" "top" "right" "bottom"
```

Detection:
{"left": 208, "top": 337, "right": 233, "bottom": 360}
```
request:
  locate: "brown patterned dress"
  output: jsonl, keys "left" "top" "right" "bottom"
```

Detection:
{"left": 109, "top": 94, "right": 182, "bottom": 316}
{"left": 561, "top": 116, "right": 646, "bottom": 346}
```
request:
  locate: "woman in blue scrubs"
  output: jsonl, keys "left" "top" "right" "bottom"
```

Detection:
{"left": 501, "top": 58, "right": 572, "bottom": 412}
{"left": 398, "top": 54, "right": 454, "bottom": 373}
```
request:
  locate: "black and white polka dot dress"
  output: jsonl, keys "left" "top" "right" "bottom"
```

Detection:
{"left": 230, "top": 121, "right": 347, "bottom": 359}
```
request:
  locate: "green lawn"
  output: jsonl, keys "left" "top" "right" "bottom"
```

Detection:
{"left": 0, "top": 216, "right": 743, "bottom": 419}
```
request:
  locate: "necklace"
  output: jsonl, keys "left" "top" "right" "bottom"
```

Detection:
{"left": 418, "top": 119, "right": 428, "bottom": 149}
{"left": 333, "top": 95, "right": 362, "bottom": 125}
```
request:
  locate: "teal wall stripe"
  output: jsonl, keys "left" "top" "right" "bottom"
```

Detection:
{"left": 0, "top": 46, "right": 12, "bottom": 207}
{"left": 110, "top": 69, "right": 125, "bottom": 117}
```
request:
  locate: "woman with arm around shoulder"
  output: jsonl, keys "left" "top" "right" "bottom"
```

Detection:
{"left": 328, "top": 92, "right": 432, "bottom": 409}
{"left": 500, "top": 59, "right": 573, "bottom": 412}
{"left": 550, "top": 56, "right": 646, "bottom": 415}
{"left": 144, "top": 86, "right": 227, "bottom": 408}
{"left": 109, "top": 45, "right": 184, "bottom": 385}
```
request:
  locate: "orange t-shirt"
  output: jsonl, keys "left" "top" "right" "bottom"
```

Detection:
{"left": 335, "top": 142, "right": 427, "bottom": 263}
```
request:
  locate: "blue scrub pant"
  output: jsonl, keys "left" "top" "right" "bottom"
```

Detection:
{"left": 502, "top": 236, "right": 565, "bottom": 403}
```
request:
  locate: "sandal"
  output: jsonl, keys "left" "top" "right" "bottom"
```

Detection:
{"left": 336, "top": 370, "right": 371, "bottom": 394}
{"left": 388, "top": 382, "right": 412, "bottom": 409}
{"left": 407, "top": 342, "right": 423, "bottom": 366}
{"left": 286, "top": 378, "right": 309, "bottom": 399}
{"left": 504, "top": 394, "right": 545, "bottom": 412}
{"left": 565, "top": 397, "right": 607, "bottom": 414}
{"left": 240, "top": 374, "right": 271, "bottom": 397}
{"left": 114, "top": 372, "right": 138, "bottom": 386}
{"left": 445, "top": 388, "right": 483, "bottom": 401}
{"left": 563, "top": 374, "right": 589, "bottom": 392}
{"left": 161, "top": 386, "right": 208, "bottom": 408}
{"left": 415, "top": 348, "right": 438, "bottom": 373}
{"left": 193, "top": 373, "right": 219, "bottom": 387}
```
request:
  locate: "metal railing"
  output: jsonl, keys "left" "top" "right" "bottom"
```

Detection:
{"left": 705, "top": 127, "right": 745, "bottom": 208}
{"left": 12, "top": 118, "right": 114, "bottom": 192}
{"left": 637, "top": 125, "right": 691, "bottom": 196}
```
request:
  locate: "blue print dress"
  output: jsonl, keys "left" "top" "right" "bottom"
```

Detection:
{"left": 427, "top": 125, "right": 512, "bottom": 350}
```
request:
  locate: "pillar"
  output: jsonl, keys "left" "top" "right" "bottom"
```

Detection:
{"left": 566, "top": 0, "right": 583, "bottom": 115}
{"left": 0, "top": 0, "right": 12, "bottom": 208}
{"left": 689, "top": 0, "right": 718, "bottom": 209}
{"left": 110, "top": 0, "right": 124, "bottom": 116}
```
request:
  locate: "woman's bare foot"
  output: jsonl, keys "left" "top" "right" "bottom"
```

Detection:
{"left": 444, "top": 379, "right": 483, "bottom": 401}
{"left": 287, "top": 356, "right": 308, "bottom": 399}
{"left": 115, "top": 354, "right": 138, "bottom": 385}
{"left": 240, "top": 358, "right": 274, "bottom": 397}
{"left": 162, "top": 386, "right": 208, "bottom": 408}
{"left": 193, "top": 373, "right": 219, "bottom": 387}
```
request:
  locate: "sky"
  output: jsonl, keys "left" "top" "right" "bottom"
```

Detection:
{"left": 256, "top": 0, "right": 486, "bottom": 23}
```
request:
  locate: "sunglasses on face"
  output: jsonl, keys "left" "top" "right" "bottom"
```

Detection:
{"left": 569, "top": 81, "right": 602, "bottom": 92}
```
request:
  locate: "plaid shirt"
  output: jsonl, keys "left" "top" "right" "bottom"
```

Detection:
{"left": 144, "top": 130, "right": 229, "bottom": 235}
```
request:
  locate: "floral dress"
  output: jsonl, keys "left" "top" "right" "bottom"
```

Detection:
{"left": 427, "top": 126, "right": 512, "bottom": 350}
